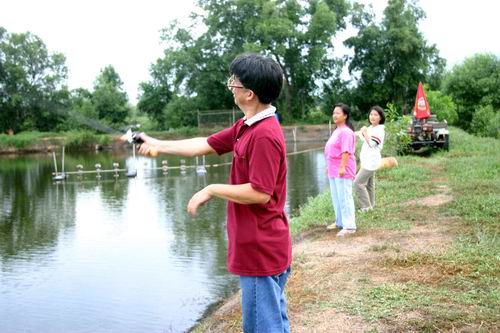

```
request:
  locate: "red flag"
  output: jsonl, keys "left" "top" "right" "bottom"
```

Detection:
{"left": 414, "top": 82, "right": 431, "bottom": 119}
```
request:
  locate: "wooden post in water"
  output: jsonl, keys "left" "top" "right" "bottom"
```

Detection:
{"left": 52, "top": 152, "right": 58, "bottom": 175}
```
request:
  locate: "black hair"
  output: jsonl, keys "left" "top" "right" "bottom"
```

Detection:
{"left": 333, "top": 103, "right": 355, "bottom": 131}
{"left": 369, "top": 105, "right": 385, "bottom": 125}
{"left": 229, "top": 53, "right": 283, "bottom": 104}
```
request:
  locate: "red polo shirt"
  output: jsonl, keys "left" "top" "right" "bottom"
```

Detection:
{"left": 207, "top": 115, "right": 292, "bottom": 276}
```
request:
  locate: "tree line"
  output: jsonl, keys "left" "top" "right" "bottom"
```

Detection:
{"left": 0, "top": 28, "right": 130, "bottom": 133}
{"left": 1, "top": 0, "right": 498, "bottom": 138}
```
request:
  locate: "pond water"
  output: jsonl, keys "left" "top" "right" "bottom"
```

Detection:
{"left": 0, "top": 142, "right": 327, "bottom": 333}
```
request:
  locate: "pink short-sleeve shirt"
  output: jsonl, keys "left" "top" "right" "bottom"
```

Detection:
{"left": 324, "top": 125, "right": 357, "bottom": 179}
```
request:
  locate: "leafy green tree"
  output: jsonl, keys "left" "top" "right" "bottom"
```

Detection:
{"left": 92, "top": 65, "right": 130, "bottom": 127}
{"left": 0, "top": 28, "right": 68, "bottom": 132}
{"left": 163, "top": 96, "right": 198, "bottom": 129}
{"left": 139, "top": 0, "right": 350, "bottom": 126}
{"left": 442, "top": 53, "right": 500, "bottom": 130}
{"left": 0, "top": 28, "right": 8, "bottom": 120}
{"left": 344, "top": 0, "right": 445, "bottom": 114}
{"left": 320, "top": 71, "right": 356, "bottom": 118}
{"left": 137, "top": 59, "right": 173, "bottom": 125}
{"left": 55, "top": 88, "right": 97, "bottom": 131}
{"left": 71, "top": 88, "right": 95, "bottom": 118}
{"left": 424, "top": 85, "right": 457, "bottom": 124}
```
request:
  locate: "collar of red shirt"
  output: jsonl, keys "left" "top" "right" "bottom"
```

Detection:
{"left": 243, "top": 106, "right": 276, "bottom": 126}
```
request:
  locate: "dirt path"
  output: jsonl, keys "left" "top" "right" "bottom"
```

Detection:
{"left": 194, "top": 166, "right": 459, "bottom": 333}
{"left": 287, "top": 215, "right": 457, "bottom": 332}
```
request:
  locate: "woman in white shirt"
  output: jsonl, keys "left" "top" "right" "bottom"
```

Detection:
{"left": 354, "top": 106, "right": 385, "bottom": 212}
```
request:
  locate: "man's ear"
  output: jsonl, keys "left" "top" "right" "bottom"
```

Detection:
{"left": 245, "top": 89, "right": 256, "bottom": 102}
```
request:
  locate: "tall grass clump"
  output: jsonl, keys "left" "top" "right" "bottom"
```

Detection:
{"left": 290, "top": 191, "right": 333, "bottom": 235}
{"left": 0, "top": 131, "right": 59, "bottom": 149}
{"left": 63, "top": 130, "right": 110, "bottom": 150}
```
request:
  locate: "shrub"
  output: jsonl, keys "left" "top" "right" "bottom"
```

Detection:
{"left": 384, "top": 103, "right": 412, "bottom": 155}
{"left": 304, "top": 108, "right": 330, "bottom": 124}
{"left": 471, "top": 105, "right": 500, "bottom": 138}
{"left": 63, "top": 130, "right": 108, "bottom": 150}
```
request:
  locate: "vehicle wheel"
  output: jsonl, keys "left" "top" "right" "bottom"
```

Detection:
{"left": 443, "top": 135, "right": 449, "bottom": 151}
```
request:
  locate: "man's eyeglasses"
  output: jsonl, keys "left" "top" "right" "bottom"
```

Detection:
{"left": 227, "top": 75, "right": 244, "bottom": 91}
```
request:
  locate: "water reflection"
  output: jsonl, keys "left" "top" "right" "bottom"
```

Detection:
{"left": 0, "top": 156, "right": 76, "bottom": 258}
{"left": 0, "top": 142, "right": 326, "bottom": 333}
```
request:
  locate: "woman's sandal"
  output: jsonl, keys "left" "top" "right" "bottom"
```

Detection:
{"left": 336, "top": 229, "right": 356, "bottom": 237}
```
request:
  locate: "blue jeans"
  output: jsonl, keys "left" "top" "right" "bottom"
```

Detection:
{"left": 240, "top": 266, "right": 291, "bottom": 333}
{"left": 329, "top": 177, "right": 356, "bottom": 230}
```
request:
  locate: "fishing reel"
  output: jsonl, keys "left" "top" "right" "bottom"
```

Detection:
{"left": 123, "top": 124, "right": 144, "bottom": 145}
{"left": 122, "top": 125, "right": 158, "bottom": 157}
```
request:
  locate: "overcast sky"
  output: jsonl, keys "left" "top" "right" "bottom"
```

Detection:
{"left": 1, "top": 0, "right": 499, "bottom": 104}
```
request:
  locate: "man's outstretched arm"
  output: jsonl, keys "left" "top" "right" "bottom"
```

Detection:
{"left": 138, "top": 133, "right": 216, "bottom": 157}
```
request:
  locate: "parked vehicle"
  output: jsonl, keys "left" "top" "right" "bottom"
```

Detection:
{"left": 407, "top": 115, "right": 449, "bottom": 151}
{"left": 406, "top": 82, "right": 449, "bottom": 151}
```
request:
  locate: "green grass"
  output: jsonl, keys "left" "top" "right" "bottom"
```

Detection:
{"left": 290, "top": 151, "right": 436, "bottom": 233}
{"left": 0, "top": 130, "right": 111, "bottom": 151}
{"left": 0, "top": 131, "right": 60, "bottom": 149}
{"left": 335, "top": 278, "right": 497, "bottom": 331}
{"left": 289, "top": 192, "right": 334, "bottom": 234}
{"left": 291, "top": 127, "right": 500, "bottom": 330}
{"left": 336, "top": 282, "right": 432, "bottom": 321}
{"left": 370, "top": 242, "right": 401, "bottom": 253}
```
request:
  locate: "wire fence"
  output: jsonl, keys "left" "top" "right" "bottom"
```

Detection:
{"left": 197, "top": 109, "right": 243, "bottom": 129}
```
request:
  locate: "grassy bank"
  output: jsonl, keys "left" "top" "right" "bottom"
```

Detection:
{"left": 0, "top": 127, "right": 222, "bottom": 153}
{"left": 0, "top": 125, "right": 325, "bottom": 154}
{"left": 0, "top": 130, "right": 110, "bottom": 152}
{"left": 0, "top": 131, "right": 60, "bottom": 149}
{"left": 289, "top": 127, "right": 499, "bottom": 331}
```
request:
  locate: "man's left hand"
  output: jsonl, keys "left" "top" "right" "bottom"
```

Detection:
{"left": 187, "top": 185, "right": 213, "bottom": 217}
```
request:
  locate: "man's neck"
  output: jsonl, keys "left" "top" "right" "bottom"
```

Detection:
{"left": 241, "top": 103, "right": 272, "bottom": 119}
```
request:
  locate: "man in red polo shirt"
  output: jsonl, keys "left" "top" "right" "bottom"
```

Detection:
{"left": 137, "top": 53, "right": 291, "bottom": 333}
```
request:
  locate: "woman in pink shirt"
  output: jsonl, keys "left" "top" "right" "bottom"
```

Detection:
{"left": 324, "top": 103, "right": 357, "bottom": 236}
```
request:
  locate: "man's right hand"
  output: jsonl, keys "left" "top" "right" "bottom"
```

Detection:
{"left": 138, "top": 142, "right": 159, "bottom": 157}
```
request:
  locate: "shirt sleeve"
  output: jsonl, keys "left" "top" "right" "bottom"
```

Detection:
{"left": 207, "top": 125, "right": 236, "bottom": 155}
{"left": 248, "top": 136, "right": 283, "bottom": 195}
{"left": 340, "top": 130, "right": 355, "bottom": 155}
{"left": 368, "top": 126, "right": 384, "bottom": 148}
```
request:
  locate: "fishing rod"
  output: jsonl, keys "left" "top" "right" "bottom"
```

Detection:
{"left": 50, "top": 122, "right": 171, "bottom": 181}
{"left": 47, "top": 105, "right": 209, "bottom": 181}
{"left": 38, "top": 100, "right": 160, "bottom": 181}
